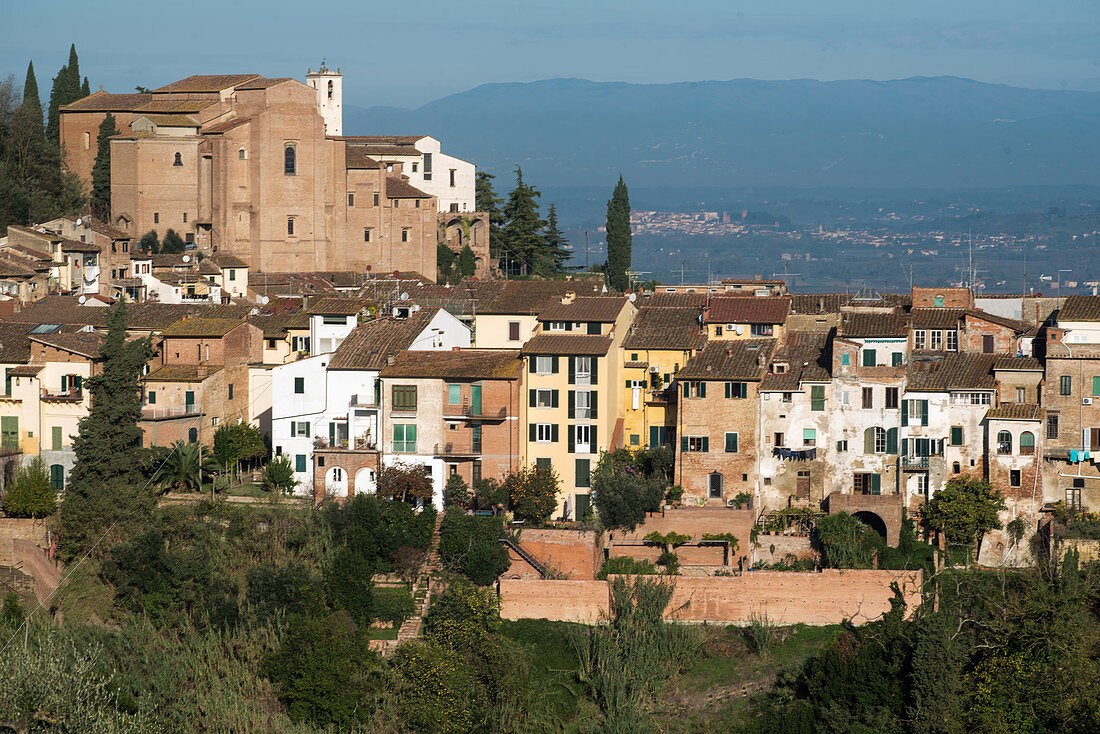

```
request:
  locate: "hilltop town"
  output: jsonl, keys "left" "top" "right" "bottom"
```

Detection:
{"left": 0, "top": 58, "right": 1099, "bottom": 733}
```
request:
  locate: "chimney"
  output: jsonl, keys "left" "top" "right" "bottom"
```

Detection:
{"left": 725, "top": 347, "right": 733, "bottom": 357}
{"left": 562, "top": 292, "right": 576, "bottom": 305}
{"left": 387, "top": 355, "right": 395, "bottom": 365}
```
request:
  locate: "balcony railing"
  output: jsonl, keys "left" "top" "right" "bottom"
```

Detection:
{"left": 142, "top": 403, "right": 202, "bottom": 420}
{"left": 900, "top": 456, "right": 930, "bottom": 470}
{"left": 41, "top": 388, "right": 83, "bottom": 402}
{"left": 434, "top": 442, "right": 481, "bottom": 457}
{"left": 645, "top": 388, "right": 676, "bottom": 405}
{"left": 442, "top": 403, "right": 508, "bottom": 419}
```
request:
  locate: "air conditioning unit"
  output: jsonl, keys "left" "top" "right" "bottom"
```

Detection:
{"left": 1083, "top": 398, "right": 1094, "bottom": 406}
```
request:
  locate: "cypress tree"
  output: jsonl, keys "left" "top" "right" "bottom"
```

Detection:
{"left": 500, "top": 166, "right": 545, "bottom": 276}
{"left": 541, "top": 204, "right": 572, "bottom": 275}
{"left": 81, "top": 77, "right": 90, "bottom": 98}
{"left": 139, "top": 230, "right": 159, "bottom": 254}
{"left": 21, "top": 62, "right": 41, "bottom": 120}
{"left": 91, "top": 112, "right": 117, "bottom": 221}
{"left": 605, "top": 174, "right": 632, "bottom": 292}
{"left": 161, "top": 228, "right": 186, "bottom": 253}
{"left": 457, "top": 244, "right": 477, "bottom": 279}
{"left": 56, "top": 302, "right": 156, "bottom": 560}
{"left": 475, "top": 171, "right": 504, "bottom": 255}
{"left": 47, "top": 45, "right": 81, "bottom": 144}
{"left": 437, "top": 242, "right": 456, "bottom": 284}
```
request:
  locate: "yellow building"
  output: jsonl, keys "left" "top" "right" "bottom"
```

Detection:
{"left": 703, "top": 295, "right": 790, "bottom": 342}
{"left": 520, "top": 296, "right": 635, "bottom": 519}
{"left": 620, "top": 306, "right": 708, "bottom": 450}
{"left": 471, "top": 279, "right": 606, "bottom": 349}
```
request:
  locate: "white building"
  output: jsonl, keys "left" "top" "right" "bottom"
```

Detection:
{"left": 337, "top": 135, "right": 476, "bottom": 214}
{"left": 270, "top": 308, "right": 470, "bottom": 494}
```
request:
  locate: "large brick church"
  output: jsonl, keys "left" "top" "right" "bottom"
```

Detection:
{"left": 59, "top": 66, "right": 487, "bottom": 279}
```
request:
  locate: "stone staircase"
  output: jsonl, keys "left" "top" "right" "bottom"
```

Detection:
{"left": 389, "top": 513, "right": 445, "bottom": 651}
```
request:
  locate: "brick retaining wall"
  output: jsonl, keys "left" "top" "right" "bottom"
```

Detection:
{"left": 13, "top": 539, "right": 61, "bottom": 605}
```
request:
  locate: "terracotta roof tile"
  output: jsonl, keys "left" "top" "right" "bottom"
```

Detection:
{"left": 986, "top": 403, "right": 1044, "bottom": 421}
{"left": 203, "top": 117, "right": 251, "bottom": 134}
{"left": 328, "top": 311, "right": 439, "bottom": 370}
{"left": 159, "top": 318, "right": 245, "bottom": 338}
{"left": 704, "top": 296, "right": 790, "bottom": 325}
{"left": 911, "top": 308, "right": 964, "bottom": 329}
{"left": 380, "top": 349, "right": 523, "bottom": 380}
{"left": 139, "top": 113, "right": 199, "bottom": 127}
{"left": 963, "top": 309, "right": 1032, "bottom": 335}
{"left": 385, "top": 177, "right": 431, "bottom": 199}
{"left": 144, "top": 364, "right": 223, "bottom": 382}
{"left": 249, "top": 314, "right": 309, "bottom": 337}
{"left": 537, "top": 296, "right": 628, "bottom": 323}
{"left": 211, "top": 254, "right": 249, "bottom": 269}
{"left": 993, "top": 355, "right": 1043, "bottom": 371}
{"left": 640, "top": 292, "right": 708, "bottom": 308}
{"left": 760, "top": 331, "right": 832, "bottom": 390}
{"left": 676, "top": 340, "right": 776, "bottom": 381}
{"left": 233, "top": 77, "right": 292, "bottom": 90}
{"left": 134, "top": 99, "right": 215, "bottom": 114}
{"left": 354, "top": 145, "right": 421, "bottom": 157}
{"left": 623, "top": 307, "right": 707, "bottom": 350}
{"left": 520, "top": 334, "right": 613, "bottom": 356}
{"left": 841, "top": 311, "right": 910, "bottom": 338}
{"left": 1057, "top": 295, "right": 1100, "bottom": 322}
{"left": 481, "top": 280, "right": 607, "bottom": 315}
{"left": 152, "top": 74, "right": 260, "bottom": 94}
{"left": 906, "top": 353, "right": 996, "bottom": 392}
{"left": 345, "top": 147, "right": 380, "bottom": 170}
{"left": 338, "top": 135, "right": 425, "bottom": 145}
{"left": 306, "top": 297, "right": 373, "bottom": 316}
{"left": 28, "top": 331, "right": 105, "bottom": 359}
{"left": 60, "top": 91, "right": 151, "bottom": 112}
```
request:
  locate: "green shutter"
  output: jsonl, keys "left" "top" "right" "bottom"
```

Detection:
{"left": 951, "top": 426, "right": 963, "bottom": 445}
{"left": 892, "top": 352, "right": 903, "bottom": 367}
{"left": 590, "top": 359, "right": 598, "bottom": 385}
{"left": 651, "top": 426, "right": 660, "bottom": 446}
{"left": 568, "top": 390, "right": 575, "bottom": 419}
{"left": 886, "top": 427, "right": 898, "bottom": 454}
{"left": 811, "top": 385, "right": 825, "bottom": 411}
{"left": 725, "top": 432, "right": 738, "bottom": 452}
{"left": 803, "top": 428, "right": 816, "bottom": 443}
{"left": 1093, "top": 376, "right": 1100, "bottom": 396}
{"left": 699, "top": 382, "right": 706, "bottom": 398}
{"left": 448, "top": 384, "right": 461, "bottom": 404}
{"left": 590, "top": 392, "right": 598, "bottom": 419}
{"left": 551, "top": 390, "right": 559, "bottom": 408}
{"left": 564, "top": 321, "right": 573, "bottom": 332}
{"left": 567, "top": 426, "right": 575, "bottom": 453}
{"left": 551, "top": 356, "right": 559, "bottom": 374}
{"left": 529, "top": 357, "right": 536, "bottom": 374}
{"left": 841, "top": 354, "right": 850, "bottom": 366}
{"left": 591, "top": 425, "right": 596, "bottom": 452}
{"left": 568, "top": 357, "right": 575, "bottom": 384}
{"left": 51, "top": 426, "right": 62, "bottom": 451}
{"left": 863, "top": 349, "right": 876, "bottom": 367}
{"left": 902, "top": 399, "right": 909, "bottom": 426}
{"left": 701, "top": 436, "right": 709, "bottom": 452}
{"left": 529, "top": 424, "right": 536, "bottom": 442}
{"left": 529, "top": 389, "right": 537, "bottom": 407}
{"left": 870, "top": 473, "right": 881, "bottom": 495}
{"left": 921, "top": 400, "right": 929, "bottom": 426}
{"left": 681, "top": 436, "right": 688, "bottom": 452}
{"left": 864, "top": 427, "right": 875, "bottom": 454}
{"left": 551, "top": 424, "right": 559, "bottom": 443}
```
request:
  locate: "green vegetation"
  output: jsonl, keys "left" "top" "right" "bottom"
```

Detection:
{"left": 262, "top": 455, "right": 298, "bottom": 493}
{"left": 2, "top": 456, "right": 57, "bottom": 517}
{"left": 438, "top": 512, "right": 510, "bottom": 585}
{"left": 90, "top": 112, "right": 117, "bottom": 220}
{"left": 161, "top": 228, "right": 186, "bottom": 253}
{"left": 605, "top": 175, "right": 632, "bottom": 291}
{"left": 503, "top": 464, "right": 559, "bottom": 524}
{"left": 597, "top": 556, "right": 660, "bottom": 579}
{"left": 153, "top": 440, "right": 218, "bottom": 493}
{"left": 592, "top": 447, "right": 670, "bottom": 530}
{"left": 495, "top": 166, "right": 572, "bottom": 277}
{"left": 923, "top": 476, "right": 1006, "bottom": 547}
{"left": 139, "top": 230, "right": 159, "bottom": 253}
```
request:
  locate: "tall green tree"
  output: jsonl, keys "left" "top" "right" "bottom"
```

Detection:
{"left": 500, "top": 166, "right": 545, "bottom": 276}
{"left": 46, "top": 44, "right": 82, "bottom": 144}
{"left": 90, "top": 112, "right": 116, "bottom": 221}
{"left": 21, "top": 62, "right": 40, "bottom": 120}
{"left": 605, "top": 174, "right": 632, "bottom": 291}
{"left": 457, "top": 243, "right": 477, "bottom": 279}
{"left": 81, "top": 77, "right": 90, "bottom": 98}
{"left": 56, "top": 302, "right": 156, "bottom": 560}
{"left": 923, "top": 476, "right": 1005, "bottom": 548}
{"left": 139, "top": 230, "right": 159, "bottom": 254}
{"left": 161, "top": 228, "right": 186, "bottom": 253}
{"left": 541, "top": 203, "right": 572, "bottom": 273}
{"left": 475, "top": 171, "right": 504, "bottom": 255}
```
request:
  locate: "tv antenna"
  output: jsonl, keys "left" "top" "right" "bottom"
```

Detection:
{"left": 771, "top": 261, "right": 801, "bottom": 292}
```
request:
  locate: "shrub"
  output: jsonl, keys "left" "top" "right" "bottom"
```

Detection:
{"left": 923, "top": 477, "right": 1006, "bottom": 547}
{"left": 245, "top": 561, "right": 325, "bottom": 619}
{"left": 473, "top": 477, "right": 507, "bottom": 514}
{"left": 592, "top": 448, "right": 667, "bottom": 530}
{"left": 388, "top": 639, "right": 479, "bottom": 734}
{"left": 744, "top": 611, "right": 777, "bottom": 658}
{"left": 423, "top": 578, "right": 502, "bottom": 645}
{"left": 814, "top": 512, "right": 877, "bottom": 569}
{"left": 262, "top": 455, "right": 297, "bottom": 493}
{"left": 657, "top": 550, "right": 681, "bottom": 575}
{"left": 378, "top": 463, "right": 434, "bottom": 504}
{"left": 596, "top": 556, "right": 660, "bottom": 579}
{"left": 324, "top": 546, "right": 374, "bottom": 623}
{"left": 443, "top": 472, "right": 470, "bottom": 510}
{"left": 2, "top": 457, "right": 57, "bottom": 517}
{"left": 438, "top": 512, "right": 510, "bottom": 585}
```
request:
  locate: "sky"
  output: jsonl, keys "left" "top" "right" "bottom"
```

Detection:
{"left": 1, "top": 0, "right": 1098, "bottom": 109}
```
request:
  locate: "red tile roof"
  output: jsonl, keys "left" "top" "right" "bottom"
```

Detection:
{"left": 537, "top": 296, "right": 628, "bottom": 323}
{"left": 152, "top": 74, "right": 260, "bottom": 94}
{"left": 60, "top": 91, "right": 151, "bottom": 112}
{"left": 623, "top": 307, "right": 707, "bottom": 350}
{"left": 677, "top": 340, "right": 776, "bottom": 381}
{"left": 385, "top": 177, "right": 431, "bottom": 199}
{"left": 520, "top": 334, "right": 613, "bottom": 356}
{"left": 704, "top": 296, "right": 790, "bottom": 325}
{"left": 380, "top": 350, "right": 523, "bottom": 380}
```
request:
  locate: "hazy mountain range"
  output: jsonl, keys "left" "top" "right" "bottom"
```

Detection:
{"left": 347, "top": 76, "right": 1100, "bottom": 190}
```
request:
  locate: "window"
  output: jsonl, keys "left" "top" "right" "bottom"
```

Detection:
{"left": 862, "top": 349, "right": 876, "bottom": 367}
{"left": 684, "top": 381, "right": 707, "bottom": 398}
{"left": 534, "top": 388, "right": 556, "bottom": 408}
{"left": 50, "top": 464, "right": 64, "bottom": 490}
{"left": 348, "top": 193, "right": 355, "bottom": 207}
{"left": 803, "top": 428, "right": 816, "bottom": 447}
{"left": 1010, "top": 470, "right": 1022, "bottom": 487}
{"left": 725, "top": 381, "right": 747, "bottom": 399}
{"left": 238, "top": 148, "right": 246, "bottom": 159}
{"left": 841, "top": 391, "right": 850, "bottom": 405}
{"left": 751, "top": 323, "right": 773, "bottom": 337}
{"left": 284, "top": 145, "right": 296, "bottom": 175}
{"left": 327, "top": 79, "right": 333, "bottom": 99}
{"left": 708, "top": 472, "right": 723, "bottom": 499}
{"left": 508, "top": 321, "right": 521, "bottom": 341}
{"left": 147, "top": 390, "right": 156, "bottom": 404}
{"left": 548, "top": 321, "right": 568, "bottom": 332}
{"left": 946, "top": 330, "right": 958, "bottom": 351}
{"left": 1020, "top": 432, "right": 1035, "bottom": 455}
{"left": 904, "top": 399, "right": 929, "bottom": 425}
{"left": 982, "top": 335, "right": 995, "bottom": 353}
{"left": 1047, "top": 413, "right": 1060, "bottom": 440}
{"left": 836, "top": 440, "right": 848, "bottom": 452}
{"left": 392, "top": 385, "right": 417, "bottom": 411}
{"left": 854, "top": 473, "right": 881, "bottom": 495}
{"left": 574, "top": 356, "right": 592, "bottom": 381}
{"left": 51, "top": 426, "right": 62, "bottom": 451}
{"left": 841, "top": 353, "right": 851, "bottom": 366}
{"left": 535, "top": 355, "right": 554, "bottom": 374}
{"left": 228, "top": 269, "right": 236, "bottom": 282}
{"left": 949, "top": 392, "right": 992, "bottom": 405}
{"left": 534, "top": 423, "right": 555, "bottom": 443}
{"left": 393, "top": 424, "right": 417, "bottom": 452}
{"left": 630, "top": 434, "right": 640, "bottom": 445}
{"left": 864, "top": 426, "right": 888, "bottom": 454}
{"left": 187, "top": 427, "right": 198, "bottom": 442}
{"left": 715, "top": 325, "right": 724, "bottom": 337}
{"left": 372, "top": 192, "right": 380, "bottom": 206}
{"left": 950, "top": 425, "right": 963, "bottom": 446}
{"left": 1093, "top": 376, "right": 1100, "bottom": 397}
{"left": 953, "top": 461, "right": 961, "bottom": 474}
{"left": 447, "top": 384, "right": 461, "bottom": 405}
{"left": 363, "top": 228, "right": 372, "bottom": 242}
{"left": 682, "top": 435, "right": 709, "bottom": 452}
{"left": 290, "top": 421, "right": 310, "bottom": 437}
{"left": 287, "top": 218, "right": 295, "bottom": 236}
{"left": 1061, "top": 375, "right": 1072, "bottom": 395}
{"left": 998, "top": 430, "right": 1012, "bottom": 455}
{"left": 914, "top": 330, "right": 926, "bottom": 350}
{"left": 83, "top": 131, "right": 90, "bottom": 149}
{"left": 774, "top": 432, "right": 785, "bottom": 447}
{"left": 401, "top": 228, "right": 409, "bottom": 243}
{"left": 154, "top": 212, "right": 159, "bottom": 224}
{"left": 885, "top": 387, "right": 898, "bottom": 409}
{"left": 294, "top": 377, "right": 305, "bottom": 394}
{"left": 228, "top": 383, "right": 234, "bottom": 400}
{"left": 423, "top": 152, "right": 432, "bottom": 180}
{"left": 930, "top": 330, "right": 943, "bottom": 350}
{"left": 725, "top": 432, "right": 739, "bottom": 452}
{"left": 173, "top": 152, "right": 182, "bottom": 166}
{"left": 862, "top": 387, "right": 873, "bottom": 409}
{"left": 295, "top": 454, "right": 307, "bottom": 473}
{"left": 183, "top": 212, "right": 188, "bottom": 223}
{"left": 811, "top": 385, "right": 825, "bottom": 411}
{"left": 449, "top": 169, "right": 457, "bottom": 187}
{"left": 782, "top": 392, "right": 793, "bottom": 403}
{"left": 576, "top": 459, "right": 591, "bottom": 488}
{"left": 575, "top": 424, "right": 592, "bottom": 452}
{"left": 574, "top": 390, "right": 592, "bottom": 419}
{"left": 934, "top": 295, "right": 945, "bottom": 308}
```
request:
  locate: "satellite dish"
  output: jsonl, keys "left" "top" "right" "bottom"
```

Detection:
{"left": 735, "top": 325, "right": 745, "bottom": 335}
{"left": 78, "top": 295, "right": 87, "bottom": 304}
{"left": 628, "top": 293, "right": 637, "bottom": 302}
{"left": 260, "top": 296, "right": 269, "bottom": 305}
{"left": 75, "top": 218, "right": 83, "bottom": 226}
{"left": 182, "top": 255, "right": 191, "bottom": 263}
{"left": 399, "top": 292, "right": 409, "bottom": 301}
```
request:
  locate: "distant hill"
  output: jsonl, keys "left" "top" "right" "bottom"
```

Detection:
{"left": 346, "top": 76, "right": 1100, "bottom": 189}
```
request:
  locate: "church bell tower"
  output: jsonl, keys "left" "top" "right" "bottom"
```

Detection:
{"left": 306, "top": 61, "right": 342, "bottom": 136}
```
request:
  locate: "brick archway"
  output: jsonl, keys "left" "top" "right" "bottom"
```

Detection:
{"left": 312, "top": 449, "right": 379, "bottom": 502}
{"left": 826, "top": 491, "right": 903, "bottom": 546}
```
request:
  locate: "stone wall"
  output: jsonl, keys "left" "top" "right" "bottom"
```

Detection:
{"left": 513, "top": 528, "right": 603, "bottom": 580}
{"left": 13, "top": 539, "right": 61, "bottom": 605}
{"left": 754, "top": 534, "right": 816, "bottom": 565}
{"left": 0, "top": 519, "right": 47, "bottom": 565}
{"left": 499, "top": 569, "right": 922, "bottom": 626}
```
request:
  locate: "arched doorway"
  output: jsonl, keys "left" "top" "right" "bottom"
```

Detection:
{"left": 853, "top": 511, "right": 888, "bottom": 541}
{"left": 354, "top": 467, "right": 376, "bottom": 495}
{"left": 325, "top": 467, "right": 348, "bottom": 498}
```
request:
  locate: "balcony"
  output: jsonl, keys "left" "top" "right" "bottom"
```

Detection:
{"left": 41, "top": 388, "right": 83, "bottom": 403}
{"left": 142, "top": 403, "right": 202, "bottom": 420}
{"left": 434, "top": 442, "right": 481, "bottom": 457}
{"left": 900, "top": 456, "right": 930, "bottom": 471}
{"left": 645, "top": 388, "right": 676, "bottom": 406}
{"left": 442, "top": 403, "right": 508, "bottom": 420}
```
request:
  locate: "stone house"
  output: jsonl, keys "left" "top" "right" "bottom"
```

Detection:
{"left": 702, "top": 296, "right": 790, "bottom": 342}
